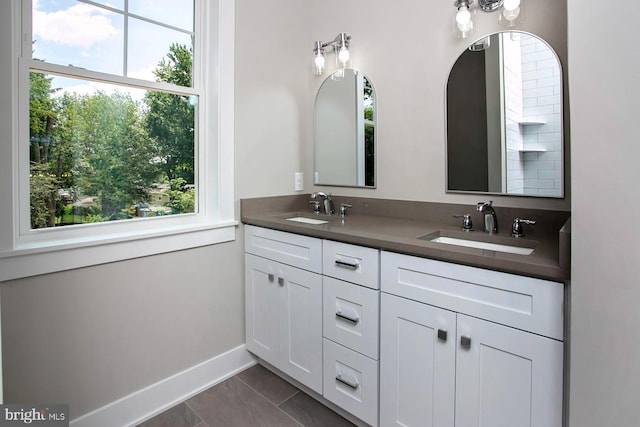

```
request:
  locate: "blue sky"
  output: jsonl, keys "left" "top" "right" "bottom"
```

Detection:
{"left": 32, "top": 0, "right": 194, "bottom": 96}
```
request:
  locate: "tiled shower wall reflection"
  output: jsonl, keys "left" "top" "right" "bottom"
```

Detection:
{"left": 504, "top": 33, "right": 563, "bottom": 197}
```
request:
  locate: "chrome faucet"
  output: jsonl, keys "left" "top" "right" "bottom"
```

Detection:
{"left": 476, "top": 201, "right": 498, "bottom": 234}
{"left": 310, "top": 192, "right": 335, "bottom": 215}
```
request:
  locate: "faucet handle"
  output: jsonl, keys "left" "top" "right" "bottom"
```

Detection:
{"left": 339, "top": 203, "right": 353, "bottom": 218}
{"left": 476, "top": 200, "right": 493, "bottom": 211}
{"left": 452, "top": 214, "right": 473, "bottom": 231}
{"left": 511, "top": 218, "right": 536, "bottom": 238}
{"left": 309, "top": 200, "right": 321, "bottom": 214}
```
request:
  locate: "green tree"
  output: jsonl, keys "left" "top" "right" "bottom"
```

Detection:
{"left": 29, "top": 163, "right": 57, "bottom": 228}
{"left": 145, "top": 43, "right": 195, "bottom": 184}
{"left": 166, "top": 178, "right": 195, "bottom": 214}
{"left": 29, "top": 71, "right": 54, "bottom": 162}
{"left": 29, "top": 71, "right": 63, "bottom": 227}
{"left": 69, "top": 91, "right": 159, "bottom": 219}
{"left": 28, "top": 43, "right": 197, "bottom": 228}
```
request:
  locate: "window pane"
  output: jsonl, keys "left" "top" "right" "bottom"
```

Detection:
{"left": 128, "top": 0, "right": 194, "bottom": 32}
{"left": 29, "top": 72, "right": 197, "bottom": 229}
{"left": 89, "top": 0, "right": 125, "bottom": 10}
{"left": 127, "top": 17, "right": 193, "bottom": 84}
{"left": 32, "top": 0, "right": 124, "bottom": 75}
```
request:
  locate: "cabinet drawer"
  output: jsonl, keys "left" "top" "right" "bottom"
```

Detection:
{"left": 323, "top": 277, "right": 380, "bottom": 360}
{"left": 323, "top": 339, "right": 379, "bottom": 427}
{"left": 245, "top": 225, "right": 322, "bottom": 273}
{"left": 323, "top": 240, "right": 379, "bottom": 289}
{"left": 381, "top": 251, "right": 564, "bottom": 340}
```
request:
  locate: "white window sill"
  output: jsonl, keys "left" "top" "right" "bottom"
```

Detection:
{"left": 0, "top": 221, "right": 238, "bottom": 282}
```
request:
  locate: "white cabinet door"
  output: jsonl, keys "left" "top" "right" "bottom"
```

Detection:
{"left": 380, "top": 293, "right": 456, "bottom": 427}
{"left": 279, "top": 261, "right": 323, "bottom": 394}
{"left": 455, "top": 314, "right": 564, "bottom": 427}
{"left": 245, "top": 254, "right": 279, "bottom": 367}
{"left": 245, "top": 253, "right": 323, "bottom": 394}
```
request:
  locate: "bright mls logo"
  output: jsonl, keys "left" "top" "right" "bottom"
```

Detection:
{"left": 0, "top": 405, "right": 68, "bottom": 426}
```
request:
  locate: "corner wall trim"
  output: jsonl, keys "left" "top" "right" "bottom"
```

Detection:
{"left": 70, "top": 345, "right": 257, "bottom": 427}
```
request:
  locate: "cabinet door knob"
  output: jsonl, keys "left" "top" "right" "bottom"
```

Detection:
{"left": 437, "top": 329, "right": 448, "bottom": 342}
{"left": 461, "top": 336, "right": 472, "bottom": 349}
{"left": 277, "top": 277, "right": 284, "bottom": 286}
{"left": 268, "top": 273, "right": 275, "bottom": 282}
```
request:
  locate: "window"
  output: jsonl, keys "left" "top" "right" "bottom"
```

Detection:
{"left": 29, "top": 0, "right": 198, "bottom": 228}
{"left": 0, "top": 0, "right": 235, "bottom": 281}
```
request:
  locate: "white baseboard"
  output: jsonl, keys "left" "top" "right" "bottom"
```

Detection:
{"left": 70, "top": 345, "right": 257, "bottom": 427}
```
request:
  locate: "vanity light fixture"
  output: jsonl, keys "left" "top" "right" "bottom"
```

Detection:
{"left": 499, "top": 0, "right": 523, "bottom": 27}
{"left": 313, "top": 33, "right": 351, "bottom": 75}
{"left": 453, "top": 0, "right": 524, "bottom": 39}
{"left": 313, "top": 41, "right": 326, "bottom": 75}
{"left": 454, "top": 0, "right": 476, "bottom": 39}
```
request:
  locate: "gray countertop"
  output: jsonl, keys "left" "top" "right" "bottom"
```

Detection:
{"left": 241, "top": 195, "right": 571, "bottom": 282}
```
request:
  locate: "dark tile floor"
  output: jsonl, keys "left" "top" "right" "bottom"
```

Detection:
{"left": 137, "top": 364, "right": 355, "bottom": 427}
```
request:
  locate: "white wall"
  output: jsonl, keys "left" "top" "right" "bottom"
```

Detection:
{"left": 568, "top": 1, "right": 640, "bottom": 425}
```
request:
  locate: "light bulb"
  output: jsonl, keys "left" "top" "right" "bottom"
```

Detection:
{"left": 337, "top": 46, "right": 350, "bottom": 67}
{"left": 503, "top": 0, "right": 520, "bottom": 11}
{"left": 501, "top": 0, "right": 521, "bottom": 25}
{"left": 314, "top": 53, "right": 325, "bottom": 75}
{"left": 456, "top": 7, "right": 473, "bottom": 32}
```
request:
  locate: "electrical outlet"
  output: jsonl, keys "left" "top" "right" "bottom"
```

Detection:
{"left": 294, "top": 172, "right": 304, "bottom": 191}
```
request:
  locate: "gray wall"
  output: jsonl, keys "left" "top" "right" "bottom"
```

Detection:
{"left": 568, "top": 1, "right": 640, "bottom": 425}
{"left": 2, "top": 243, "right": 245, "bottom": 418}
{"left": 10, "top": 0, "right": 626, "bottom": 424}
{"left": 0, "top": 0, "right": 309, "bottom": 419}
{"left": 304, "top": 0, "right": 569, "bottom": 210}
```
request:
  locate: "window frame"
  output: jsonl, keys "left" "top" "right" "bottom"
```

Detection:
{"left": 0, "top": 0, "right": 236, "bottom": 281}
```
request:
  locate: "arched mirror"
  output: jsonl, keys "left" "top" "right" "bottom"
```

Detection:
{"left": 314, "top": 68, "right": 376, "bottom": 188}
{"left": 446, "top": 31, "right": 564, "bottom": 197}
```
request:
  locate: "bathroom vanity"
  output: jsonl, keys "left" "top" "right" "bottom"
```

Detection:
{"left": 242, "top": 195, "right": 570, "bottom": 427}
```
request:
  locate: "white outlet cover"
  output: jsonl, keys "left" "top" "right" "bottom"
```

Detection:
{"left": 294, "top": 172, "right": 304, "bottom": 191}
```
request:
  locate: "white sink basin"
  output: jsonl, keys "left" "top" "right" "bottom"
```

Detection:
{"left": 429, "top": 236, "right": 534, "bottom": 255}
{"left": 285, "top": 216, "right": 329, "bottom": 225}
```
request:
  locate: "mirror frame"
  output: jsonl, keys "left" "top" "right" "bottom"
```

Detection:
{"left": 313, "top": 68, "right": 377, "bottom": 188}
{"left": 445, "top": 31, "right": 565, "bottom": 198}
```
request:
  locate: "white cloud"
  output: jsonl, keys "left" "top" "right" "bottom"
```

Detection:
{"left": 33, "top": 0, "right": 119, "bottom": 50}
{"left": 51, "top": 79, "right": 147, "bottom": 102}
{"left": 127, "top": 66, "right": 157, "bottom": 82}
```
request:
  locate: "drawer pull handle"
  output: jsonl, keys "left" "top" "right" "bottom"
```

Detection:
{"left": 268, "top": 273, "right": 275, "bottom": 282}
{"left": 335, "top": 259, "right": 359, "bottom": 269}
{"left": 336, "top": 311, "right": 360, "bottom": 324}
{"left": 336, "top": 374, "right": 360, "bottom": 390}
{"left": 277, "top": 277, "right": 284, "bottom": 287}
{"left": 461, "top": 336, "right": 472, "bottom": 349}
